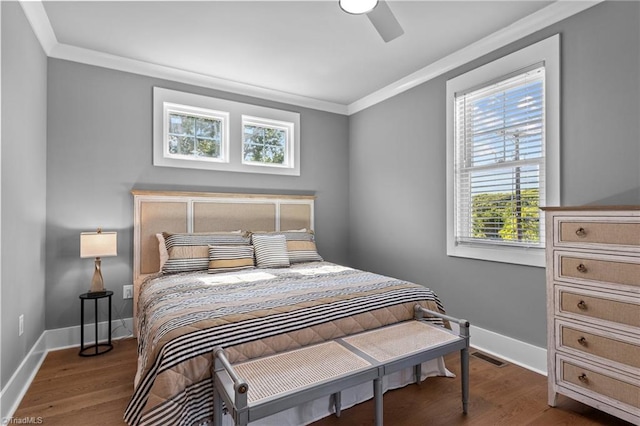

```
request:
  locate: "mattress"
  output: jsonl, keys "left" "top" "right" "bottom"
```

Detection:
{"left": 125, "top": 262, "right": 448, "bottom": 425}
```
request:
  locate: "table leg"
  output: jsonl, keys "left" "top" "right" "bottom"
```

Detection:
{"left": 108, "top": 294, "right": 112, "bottom": 346}
{"left": 80, "top": 299, "right": 85, "bottom": 354}
{"left": 94, "top": 298, "right": 99, "bottom": 355}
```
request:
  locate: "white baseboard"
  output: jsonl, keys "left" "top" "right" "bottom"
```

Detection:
{"left": 0, "top": 332, "right": 47, "bottom": 422}
{"left": 0, "top": 318, "right": 134, "bottom": 422}
{"left": 45, "top": 317, "right": 134, "bottom": 351}
{"left": 2, "top": 318, "right": 546, "bottom": 421}
{"left": 450, "top": 322, "right": 547, "bottom": 376}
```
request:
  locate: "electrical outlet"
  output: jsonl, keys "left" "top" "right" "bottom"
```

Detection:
{"left": 123, "top": 285, "right": 134, "bottom": 299}
{"left": 19, "top": 314, "right": 24, "bottom": 336}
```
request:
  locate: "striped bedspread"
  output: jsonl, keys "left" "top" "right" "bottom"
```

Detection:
{"left": 125, "top": 262, "right": 446, "bottom": 426}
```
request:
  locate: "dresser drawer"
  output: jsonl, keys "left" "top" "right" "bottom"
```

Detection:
{"left": 557, "top": 253, "right": 640, "bottom": 289}
{"left": 559, "top": 290, "right": 640, "bottom": 329}
{"left": 559, "top": 357, "right": 640, "bottom": 410}
{"left": 558, "top": 323, "right": 640, "bottom": 370}
{"left": 558, "top": 219, "right": 640, "bottom": 248}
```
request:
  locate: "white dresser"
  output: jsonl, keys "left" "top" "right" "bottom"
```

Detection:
{"left": 544, "top": 206, "right": 640, "bottom": 424}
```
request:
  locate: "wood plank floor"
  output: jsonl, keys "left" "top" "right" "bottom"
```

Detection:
{"left": 13, "top": 338, "right": 633, "bottom": 425}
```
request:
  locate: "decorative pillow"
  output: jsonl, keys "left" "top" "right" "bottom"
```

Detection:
{"left": 251, "top": 234, "right": 290, "bottom": 269}
{"left": 252, "top": 231, "right": 322, "bottom": 264}
{"left": 162, "top": 232, "right": 251, "bottom": 274}
{"left": 282, "top": 230, "right": 323, "bottom": 264}
{"left": 156, "top": 233, "right": 169, "bottom": 269}
{"left": 208, "top": 245, "right": 255, "bottom": 273}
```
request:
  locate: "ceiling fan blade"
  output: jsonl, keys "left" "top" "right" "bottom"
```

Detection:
{"left": 367, "top": 1, "right": 404, "bottom": 42}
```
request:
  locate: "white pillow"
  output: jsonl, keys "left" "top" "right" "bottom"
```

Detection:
{"left": 251, "top": 234, "right": 290, "bottom": 268}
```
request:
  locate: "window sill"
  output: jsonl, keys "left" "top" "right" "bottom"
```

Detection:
{"left": 447, "top": 243, "right": 545, "bottom": 267}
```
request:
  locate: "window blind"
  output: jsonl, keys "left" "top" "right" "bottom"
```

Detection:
{"left": 454, "top": 66, "right": 546, "bottom": 248}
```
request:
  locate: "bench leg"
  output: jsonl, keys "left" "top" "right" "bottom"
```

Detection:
{"left": 213, "top": 386, "right": 223, "bottom": 426}
{"left": 373, "top": 378, "right": 383, "bottom": 426}
{"left": 332, "top": 392, "right": 342, "bottom": 417}
{"left": 461, "top": 347, "right": 469, "bottom": 414}
{"left": 413, "top": 364, "right": 422, "bottom": 385}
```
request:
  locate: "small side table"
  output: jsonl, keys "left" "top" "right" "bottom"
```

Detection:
{"left": 79, "top": 291, "right": 113, "bottom": 356}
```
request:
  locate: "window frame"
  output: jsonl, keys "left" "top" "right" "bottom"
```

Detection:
{"left": 163, "top": 102, "right": 229, "bottom": 163}
{"left": 445, "top": 35, "right": 560, "bottom": 267}
{"left": 153, "top": 87, "right": 301, "bottom": 176}
{"left": 241, "top": 115, "right": 295, "bottom": 169}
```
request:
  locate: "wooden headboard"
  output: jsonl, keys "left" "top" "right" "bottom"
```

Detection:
{"left": 131, "top": 190, "right": 315, "bottom": 324}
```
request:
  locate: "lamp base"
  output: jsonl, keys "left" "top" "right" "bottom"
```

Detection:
{"left": 88, "top": 257, "right": 106, "bottom": 294}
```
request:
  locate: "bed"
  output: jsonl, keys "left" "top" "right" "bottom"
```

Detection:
{"left": 125, "top": 190, "right": 452, "bottom": 426}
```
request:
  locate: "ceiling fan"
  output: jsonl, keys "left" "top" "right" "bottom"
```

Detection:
{"left": 339, "top": 0, "right": 405, "bottom": 42}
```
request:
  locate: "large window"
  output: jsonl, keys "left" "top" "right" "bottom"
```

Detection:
{"left": 446, "top": 35, "right": 559, "bottom": 267}
{"left": 153, "top": 87, "right": 300, "bottom": 176}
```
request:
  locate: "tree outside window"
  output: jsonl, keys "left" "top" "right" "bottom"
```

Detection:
{"left": 243, "top": 125, "right": 286, "bottom": 164}
{"left": 168, "top": 113, "right": 222, "bottom": 159}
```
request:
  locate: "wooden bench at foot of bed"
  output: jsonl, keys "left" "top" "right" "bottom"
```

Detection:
{"left": 212, "top": 306, "right": 470, "bottom": 426}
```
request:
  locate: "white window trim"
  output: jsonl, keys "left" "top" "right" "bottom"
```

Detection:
{"left": 445, "top": 34, "right": 560, "bottom": 267}
{"left": 153, "top": 87, "right": 301, "bottom": 176}
{"left": 241, "top": 115, "right": 295, "bottom": 169}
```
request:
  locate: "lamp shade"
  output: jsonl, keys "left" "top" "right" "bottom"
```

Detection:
{"left": 80, "top": 231, "right": 117, "bottom": 258}
{"left": 339, "top": 0, "right": 378, "bottom": 14}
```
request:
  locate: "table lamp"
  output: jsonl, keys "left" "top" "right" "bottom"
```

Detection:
{"left": 80, "top": 228, "right": 117, "bottom": 294}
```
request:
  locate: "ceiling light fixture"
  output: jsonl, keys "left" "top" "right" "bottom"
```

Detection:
{"left": 339, "top": 0, "right": 378, "bottom": 15}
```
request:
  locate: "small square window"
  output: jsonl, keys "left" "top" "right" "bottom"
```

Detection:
{"left": 242, "top": 116, "right": 294, "bottom": 169}
{"left": 163, "top": 103, "right": 229, "bottom": 163}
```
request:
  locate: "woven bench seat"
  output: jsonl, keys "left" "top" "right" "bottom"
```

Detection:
{"left": 213, "top": 306, "right": 470, "bottom": 426}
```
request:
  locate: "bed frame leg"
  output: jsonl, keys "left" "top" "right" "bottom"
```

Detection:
{"left": 332, "top": 392, "right": 342, "bottom": 417}
{"left": 373, "top": 377, "right": 383, "bottom": 426}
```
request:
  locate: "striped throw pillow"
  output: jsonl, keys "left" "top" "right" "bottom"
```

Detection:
{"left": 208, "top": 245, "right": 255, "bottom": 273}
{"left": 162, "top": 232, "right": 250, "bottom": 274}
{"left": 251, "top": 234, "right": 290, "bottom": 269}
{"left": 282, "top": 231, "right": 323, "bottom": 264}
{"left": 252, "top": 231, "right": 323, "bottom": 264}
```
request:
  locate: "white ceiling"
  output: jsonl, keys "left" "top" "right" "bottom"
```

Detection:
{"left": 29, "top": 1, "right": 596, "bottom": 113}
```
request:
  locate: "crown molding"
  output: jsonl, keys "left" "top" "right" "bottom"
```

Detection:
{"left": 19, "top": 1, "right": 57, "bottom": 55}
{"left": 48, "top": 42, "right": 349, "bottom": 115}
{"left": 20, "top": 0, "right": 603, "bottom": 116}
{"left": 347, "top": 0, "right": 604, "bottom": 115}
{"left": 18, "top": 1, "right": 348, "bottom": 115}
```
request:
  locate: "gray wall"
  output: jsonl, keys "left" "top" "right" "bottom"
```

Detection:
{"left": 46, "top": 60, "right": 350, "bottom": 329}
{"left": 1, "top": 2, "right": 48, "bottom": 388}
{"left": 349, "top": 1, "right": 640, "bottom": 348}
{"left": 4, "top": 1, "right": 638, "bottom": 383}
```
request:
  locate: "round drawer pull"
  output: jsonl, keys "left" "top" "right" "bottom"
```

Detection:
{"left": 577, "top": 336, "right": 588, "bottom": 346}
{"left": 577, "top": 300, "right": 588, "bottom": 310}
{"left": 576, "top": 263, "right": 588, "bottom": 273}
{"left": 578, "top": 373, "right": 589, "bottom": 384}
{"left": 575, "top": 227, "right": 587, "bottom": 238}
